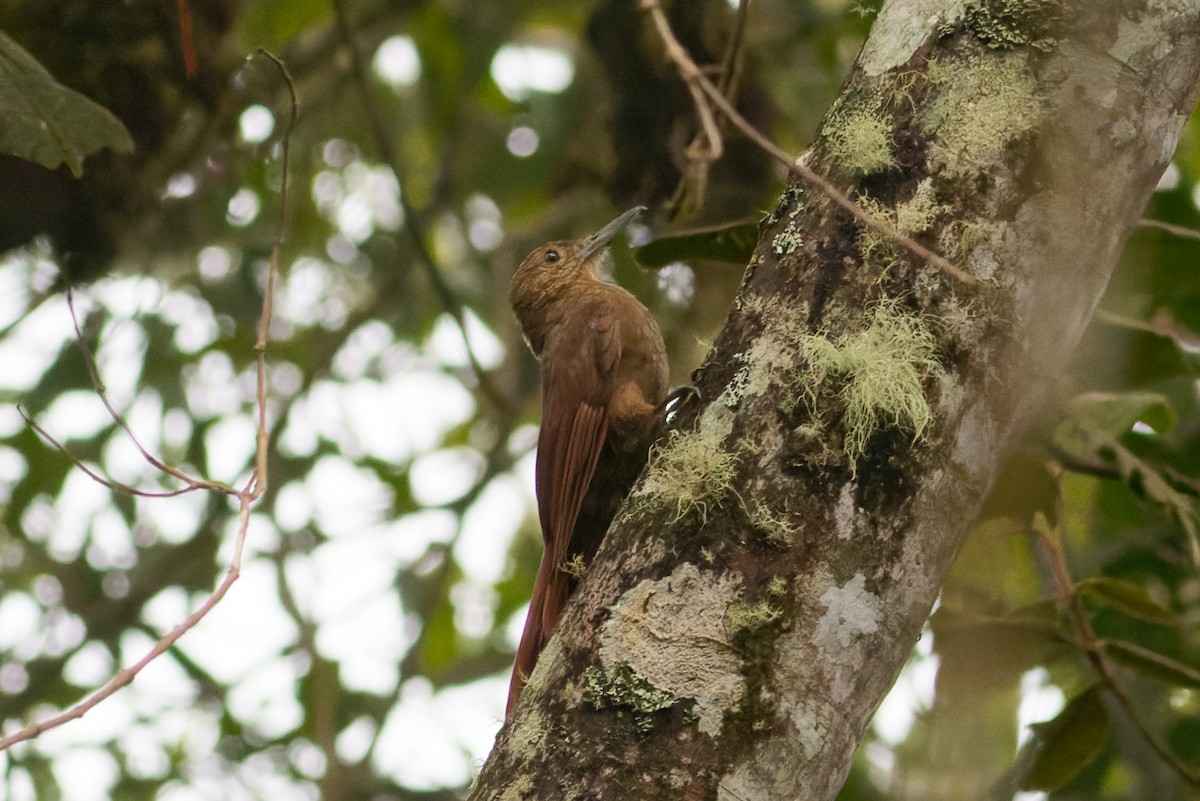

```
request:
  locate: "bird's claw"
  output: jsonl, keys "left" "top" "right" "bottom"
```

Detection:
{"left": 659, "top": 384, "right": 701, "bottom": 427}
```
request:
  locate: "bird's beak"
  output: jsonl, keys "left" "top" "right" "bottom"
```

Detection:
{"left": 578, "top": 206, "right": 646, "bottom": 261}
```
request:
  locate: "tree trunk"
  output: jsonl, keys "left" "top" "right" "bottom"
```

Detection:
{"left": 470, "top": 1, "right": 1200, "bottom": 798}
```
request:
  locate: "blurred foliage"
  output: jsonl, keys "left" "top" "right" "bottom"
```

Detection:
{"left": 0, "top": 0, "right": 1195, "bottom": 800}
{"left": 0, "top": 31, "right": 134, "bottom": 177}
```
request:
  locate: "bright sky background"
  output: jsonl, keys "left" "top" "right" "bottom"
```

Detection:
{"left": 0, "top": 34, "right": 1062, "bottom": 801}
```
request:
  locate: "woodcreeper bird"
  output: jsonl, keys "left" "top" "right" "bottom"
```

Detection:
{"left": 507, "top": 206, "right": 668, "bottom": 715}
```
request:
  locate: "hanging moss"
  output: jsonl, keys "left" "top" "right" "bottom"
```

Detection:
{"left": 822, "top": 101, "right": 897, "bottom": 174}
{"left": 638, "top": 426, "right": 741, "bottom": 523}
{"left": 724, "top": 600, "right": 784, "bottom": 636}
{"left": 793, "top": 298, "right": 943, "bottom": 472}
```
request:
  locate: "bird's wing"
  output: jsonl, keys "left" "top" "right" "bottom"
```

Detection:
{"left": 535, "top": 307, "right": 620, "bottom": 629}
{"left": 507, "top": 307, "right": 620, "bottom": 713}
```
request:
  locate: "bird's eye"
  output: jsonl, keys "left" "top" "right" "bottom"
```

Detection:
{"left": 543, "top": 249, "right": 559, "bottom": 264}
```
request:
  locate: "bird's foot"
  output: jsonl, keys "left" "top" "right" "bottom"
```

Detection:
{"left": 658, "top": 384, "right": 701, "bottom": 428}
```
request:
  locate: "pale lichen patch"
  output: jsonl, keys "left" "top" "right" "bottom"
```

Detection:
{"left": 746, "top": 497, "right": 799, "bottom": 548}
{"left": 925, "top": 52, "right": 1044, "bottom": 179}
{"left": 772, "top": 228, "right": 803, "bottom": 255}
{"left": 733, "top": 297, "right": 807, "bottom": 405}
{"left": 516, "top": 634, "right": 564, "bottom": 708}
{"left": 894, "top": 178, "right": 945, "bottom": 235}
{"left": 598, "top": 563, "right": 744, "bottom": 737}
{"left": 719, "top": 361, "right": 751, "bottom": 408}
{"left": 859, "top": 180, "right": 949, "bottom": 270}
{"left": 813, "top": 574, "right": 881, "bottom": 651}
{"left": 959, "top": 0, "right": 1061, "bottom": 52}
{"left": 788, "top": 700, "right": 829, "bottom": 760}
{"left": 724, "top": 599, "right": 783, "bottom": 636}
{"left": 583, "top": 663, "right": 677, "bottom": 732}
{"left": 810, "top": 575, "right": 882, "bottom": 705}
{"left": 500, "top": 683, "right": 553, "bottom": 776}
{"left": 495, "top": 773, "right": 537, "bottom": 801}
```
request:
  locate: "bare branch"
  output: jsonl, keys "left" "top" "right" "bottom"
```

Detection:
{"left": 250, "top": 47, "right": 298, "bottom": 501}
{"left": 0, "top": 496, "right": 251, "bottom": 751}
{"left": 1045, "top": 441, "right": 1122, "bottom": 481}
{"left": 665, "top": 0, "right": 751, "bottom": 219}
{"left": 0, "top": 48, "right": 296, "bottom": 753}
{"left": 639, "top": 0, "right": 978, "bottom": 287}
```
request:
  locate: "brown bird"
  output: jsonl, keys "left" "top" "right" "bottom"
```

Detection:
{"left": 507, "top": 207, "right": 668, "bottom": 715}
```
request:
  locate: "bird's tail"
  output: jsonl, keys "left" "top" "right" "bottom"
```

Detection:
{"left": 506, "top": 550, "right": 569, "bottom": 716}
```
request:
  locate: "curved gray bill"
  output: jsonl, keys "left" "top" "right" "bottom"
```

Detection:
{"left": 578, "top": 206, "right": 646, "bottom": 260}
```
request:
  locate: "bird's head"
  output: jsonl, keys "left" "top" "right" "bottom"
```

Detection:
{"left": 509, "top": 206, "right": 646, "bottom": 357}
{"left": 512, "top": 206, "right": 645, "bottom": 296}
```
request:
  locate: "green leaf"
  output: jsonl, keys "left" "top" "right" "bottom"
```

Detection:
{"left": 1102, "top": 639, "right": 1200, "bottom": 688}
{"left": 1069, "top": 391, "right": 1176, "bottom": 438}
{"left": 1074, "top": 577, "right": 1175, "bottom": 625}
{"left": 1108, "top": 443, "right": 1200, "bottom": 565}
{"left": 635, "top": 220, "right": 759, "bottom": 267}
{"left": 1058, "top": 411, "right": 1200, "bottom": 565}
{"left": 1021, "top": 686, "right": 1109, "bottom": 791}
{"left": 0, "top": 31, "right": 133, "bottom": 176}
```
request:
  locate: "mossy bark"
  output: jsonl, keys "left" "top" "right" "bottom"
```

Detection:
{"left": 470, "top": 1, "right": 1200, "bottom": 798}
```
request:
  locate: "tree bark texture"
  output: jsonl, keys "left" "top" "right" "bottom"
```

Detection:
{"left": 471, "top": 1, "right": 1200, "bottom": 798}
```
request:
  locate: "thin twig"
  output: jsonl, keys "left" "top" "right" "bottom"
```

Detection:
{"left": 1037, "top": 513, "right": 1200, "bottom": 785}
{"left": 0, "top": 497, "right": 253, "bottom": 752}
{"left": 643, "top": 0, "right": 722, "bottom": 164}
{"left": 0, "top": 49, "right": 296, "bottom": 753}
{"left": 1095, "top": 307, "right": 1200, "bottom": 351}
{"left": 252, "top": 47, "right": 298, "bottom": 500}
{"left": 329, "top": 0, "right": 512, "bottom": 415}
{"left": 62, "top": 289, "right": 237, "bottom": 494}
{"left": 667, "top": 0, "right": 750, "bottom": 219}
{"left": 1046, "top": 441, "right": 1121, "bottom": 481}
{"left": 717, "top": 0, "right": 750, "bottom": 99}
{"left": 1138, "top": 218, "right": 1200, "bottom": 241}
{"left": 16, "top": 295, "right": 238, "bottom": 499}
{"left": 639, "top": 0, "right": 978, "bottom": 287}
{"left": 17, "top": 407, "right": 210, "bottom": 498}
